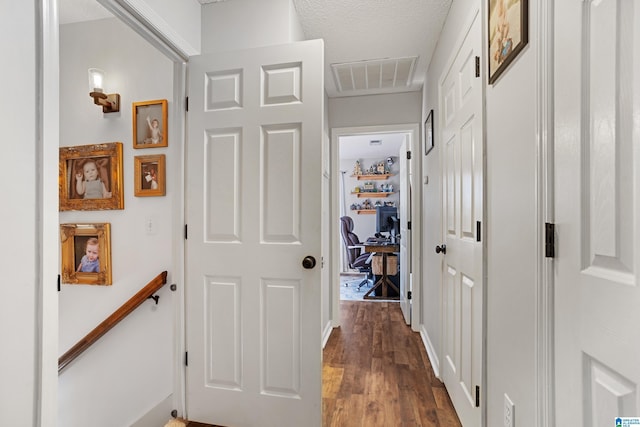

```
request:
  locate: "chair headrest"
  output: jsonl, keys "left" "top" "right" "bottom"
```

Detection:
{"left": 340, "top": 215, "right": 354, "bottom": 233}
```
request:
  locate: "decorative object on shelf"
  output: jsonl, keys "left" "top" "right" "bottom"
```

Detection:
{"left": 363, "top": 182, "right": 375, "bottom": 191}
{"left": 424, "top": 109, "right": 434, "bottom": 156}
{"left": 374, "top": 200, "right": 382, "bottom": 207}
{"left": 133, "top": 99, "right": 168, "bottom": 148}
{"left": 362, "top": 199, "right": 372, "bottom": 210}
{"left": 134, "top": 154, "right": 166, "bottom": 197}
{"left": 488, "top": 0, "right": 529, "bottom": 84}
{"left": 384, "top": 201, "right": 395, "bottom": 207}
{"left": 354, "top": 186, "right": 361, "bottom": 193}
{"left": 376, "top": 161, "right": 386, "bottom": 174}
{"left": 59, "top": 142, "right": 124, "bottom": 211}
{"left": 60, "top": 222, "right": 112, "bottom": 285}
{"left": 353, "top": 160, "right": 363, "bottom": 176}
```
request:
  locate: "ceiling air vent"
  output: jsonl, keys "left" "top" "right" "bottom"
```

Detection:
{"left": 331, "top": 56, "right": 418, "bottom": 95}
{"left": 369, "top": 140, "right": 382, "bottom": 146}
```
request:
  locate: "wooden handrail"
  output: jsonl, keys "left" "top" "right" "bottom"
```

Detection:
{"left": 58, "top": 271, "right": 168, "bottom": 373}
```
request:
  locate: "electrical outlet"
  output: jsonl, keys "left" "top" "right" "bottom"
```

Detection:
{"left": 504, "top": 394, "right": 515, "bottom": 427}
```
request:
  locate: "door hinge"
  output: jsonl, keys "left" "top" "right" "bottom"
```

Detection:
{"left": 476, "top": 221, "right": 481, "bottom": 242}
{"left": 57, "top": 274, "right": 61, "bottom": 292}
{"left": 407, "top": 221, "right": 412, "bottom": 230}
{"left": 475, "top": 56, "right": 480, "bottom": 78}
{"left": 185, "top": 96, "right": 189, "bottom": 112}
{"left": 475, "top": 385, "right": 480, "bottom": 407}
{"left": 406, "top": 151, "right": 412, "bottom": 160}
{"left": 545, "top": 222, "right": 555, "bottom": 258}
{"left": 184, "top": 224, "right": 188, "bottom": 240}
{"left": 407, "top": 291, "right": 412, "bottom": 300}
{"left": 185, "top": 351, "right": 188, "bottom": 367}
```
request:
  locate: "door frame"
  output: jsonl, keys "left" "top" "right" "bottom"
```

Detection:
{"left": 330, "top": 124, "right": 421, "bottom": 331}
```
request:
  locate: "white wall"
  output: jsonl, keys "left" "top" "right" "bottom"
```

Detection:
{"left": 421, "top": 0, "right": 539, "bottom": 426}
{"left": 118, "top": 0, "right": 202, "bottom": 55}
{"left": 329, "top": 92, "right": 422, "bottom": 129}
{"left": 201, "top": 0, "right": 303, "bottom": 54}
{"left": 1, "top": 3, "right": 41, "bottom": 425}
{"left": 340, "top": 157, "right": 400, "bottom": 242}
{"left": 58, "top": 18, "right": 177, "bottom": 427}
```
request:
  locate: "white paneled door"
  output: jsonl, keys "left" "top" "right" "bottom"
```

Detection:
{"left": 438, "top": 11, "right": 483, "bottom": 427}
{"left": 185, "top": 40, "right": 324, "bottom": 427}
{"left": 554, "top": 1, "right": 640, "bottom": 425}
{"left": 399, "top": 138, "right": 411, "bottom": 324}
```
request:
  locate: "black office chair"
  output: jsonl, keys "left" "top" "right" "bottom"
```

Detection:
{"left": 339, "top": 216, "right": 372, "bottom": 290}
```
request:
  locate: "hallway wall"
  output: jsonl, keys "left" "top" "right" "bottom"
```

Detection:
{"left": 421, "top": 0, "right": 539, "bottom": 426}
{"left": 58, "top": 17, "right": 177, "bottom": 427}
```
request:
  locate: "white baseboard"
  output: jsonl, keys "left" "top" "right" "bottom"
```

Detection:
{"left": 130, "top": 394, "right": 174, "bottom": 427}
{"left": 420, "top": 325, "right": 440, "bottom": 379}
{"left": 322, "top": 320, "right": 334, "bottom": 349}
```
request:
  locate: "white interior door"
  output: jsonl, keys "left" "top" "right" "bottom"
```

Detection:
{"left": 399, "top": 138, "right": 411, "bottom": 324}
{"left": 554, "top": 1, "right": 640, "bottom": 425}
{"left": 438, "top": 11, "right": 483, "bottom": 427}
{"left": 185, "top": 39, "right": 324, "bottom": 427}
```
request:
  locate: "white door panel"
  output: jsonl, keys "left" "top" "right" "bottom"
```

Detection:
{"left": 439, "top": 11, "right": 483, "bottom": 427}
{"left": 399, "top": 138, "right": 411, "bottom": 324}
{"left": 554, "top": 1, "right": 640, "bottom": 424}
{"left": 185, "top": 40, "right": 324, "bottom": 427}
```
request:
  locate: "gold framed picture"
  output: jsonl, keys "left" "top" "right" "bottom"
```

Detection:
{"left": 132, "top": 99, "right": 168, "bottom": 148}
{"left": 134, "top": 154, "right": 166, "bottom": 197}
{"left": 59, "top": 142, "right": 124, "bottom": 211}
{"left": 60, "top": 223, "right": 112, "bottom": 286}
{"left": 488, "top": 0, "right": 529, "bottom": 84}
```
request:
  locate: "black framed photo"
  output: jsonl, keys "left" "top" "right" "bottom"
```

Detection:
{"left": 424, "top": 109, "right": 434, "bottom": 156}
{"left": 488, "top": 0, "right": 529, "bottom": 84}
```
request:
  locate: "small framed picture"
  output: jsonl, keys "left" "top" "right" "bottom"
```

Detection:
{"left": 60, "top": 223, "right": 112, "bottom": 285}
{"left": 59, "top": 142, "right": 124, "bottom": 211}
{"left": 132, "top": 99, "right": 168, "bottom": 148}
{"left": 488, "top": 0, "right": 529, "bottom": 84}
{"left": 424, "top": 109, "right": 434, "bottom": 156}
{"left": 134, "top": 154, "right": 166, "bottom": 197}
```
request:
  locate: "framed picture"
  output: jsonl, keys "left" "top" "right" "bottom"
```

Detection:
{"left": 488, "top": 0, "right": 529, "bottom": 84}
{"left": 60, "top": 223, "right": 112, "bottom": 285}
{"left": 424, "top": 109, "right": 434, "bottom": 156}
{"left": 134, "top": 154, "right": 166, "bottom": 197}
{"left": 132, "top": 99, "right": 168, "bottom": 148}
{"left": 59, "top": 142, "right": 124, "bottom": 211}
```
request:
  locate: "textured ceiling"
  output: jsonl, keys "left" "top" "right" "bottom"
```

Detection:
{"left": 292, "top": 0, "right": 451, "bottom": 97}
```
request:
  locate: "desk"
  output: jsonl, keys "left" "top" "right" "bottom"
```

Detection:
{"left": 362, "top": 243, "right": 400, "bottom": 300}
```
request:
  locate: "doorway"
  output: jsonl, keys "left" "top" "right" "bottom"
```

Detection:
{"left": 331, "top": 124, "right": 421, "bottom": 329}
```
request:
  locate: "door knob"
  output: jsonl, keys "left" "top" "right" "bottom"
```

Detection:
{"left": 302, "top": 256, "right": 317, "bottom": 269}
{"left": 435, "top": 244, "right": 447, "bottom": 254}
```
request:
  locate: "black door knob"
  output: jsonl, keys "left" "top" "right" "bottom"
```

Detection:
{"left": 435, "top": 244, "right": 447, "bottom": 254}
{"left": 302, "top": 256, "right": 317, "bottom": 269}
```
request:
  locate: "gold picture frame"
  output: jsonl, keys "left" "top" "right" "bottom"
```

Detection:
{"left": 60, "top": 223, "right": 112, "bottom": 285}
{"left": 134, "top": 154, "right": 166, "bottom": 197}
{"left": 132, "top": 99, "right": 168, "bottom": 148}
{"left": 59, "top": 142, "right": 124, "bottom": 211}
{"left": 488, "top": 0, "right": 529, "bottom": 84}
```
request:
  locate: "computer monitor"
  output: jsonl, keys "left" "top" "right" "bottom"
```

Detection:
{"left": 376, "top": 206, "right": 397, "bottom": 234}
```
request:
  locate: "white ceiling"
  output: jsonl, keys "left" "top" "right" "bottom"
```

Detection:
{"left": 58, "top": 0, "right": 447, "bottom": 156}
{"left": 339, "top": 133, "right": 406, "bottom": 161}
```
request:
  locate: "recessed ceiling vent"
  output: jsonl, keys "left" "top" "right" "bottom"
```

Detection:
{"left": 331, "top": 56, "right": 418, "bottom": 95}
{"left": 369, "top": 140, "right": 382, "bottom": 146}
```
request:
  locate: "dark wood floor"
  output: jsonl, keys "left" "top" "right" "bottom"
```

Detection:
{"left": 323, "top": 301, "right": 461, "bottom": 427}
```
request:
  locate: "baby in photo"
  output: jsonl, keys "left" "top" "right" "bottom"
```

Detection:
{"left": 75, "top": 160, "right": 111, "bottom": 199}
{"left": 77, "top": 237, "right": 100, "bottom": 273}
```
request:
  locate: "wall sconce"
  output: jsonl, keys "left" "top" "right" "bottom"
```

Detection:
{"left": 88, "top": 68, "right": 120, "bottom": 113}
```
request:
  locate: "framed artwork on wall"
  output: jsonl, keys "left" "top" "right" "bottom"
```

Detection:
{"left": 59, "top": 142, "right": 124, "bottom": 211}
{"left": 134, "top": 154, "right": 166, "bottom": 197}
{"left": 60, "top": 223, "right": 112, "bottom": 285}
{"left": 424, "top": 109, "right": 434, "bottom": 156}
{"left": 132, "top": 99, "right": 168, "bottom": 148}
{"left": 488, "top": 0, "right": 529, "bottom": 84}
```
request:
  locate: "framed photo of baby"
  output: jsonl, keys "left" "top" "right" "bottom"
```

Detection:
{"left": 134, "top": 154, "right": 166, "bottom": 197}
{"left": 133, "top": 99, "right": 168, "bottom": 148}
{"left": 59, "top": 142, "right": 124, "bottom": 211}
{"left": 488, "top": 0, "right": 528, "bottom": 84}
{"left": 60, "top": 223, "right": 112, "bottom": 285}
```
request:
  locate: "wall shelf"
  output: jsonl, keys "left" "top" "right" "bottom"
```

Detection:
{"left": 354, "top": 209, "right": 376, "bottom": 215}
{"left": 351, "top": 192, "right": 395, "bottom": 198}
{"left": 351, "top": 174, "right": 392, "bottom": 181}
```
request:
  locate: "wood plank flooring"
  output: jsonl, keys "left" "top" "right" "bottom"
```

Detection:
{"left": 323, "top": 301, "right": 461, "bottom": 427}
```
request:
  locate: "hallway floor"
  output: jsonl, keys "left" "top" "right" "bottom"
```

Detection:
{"left": 323, "top": 301, "right": 461, "bottom": 427}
